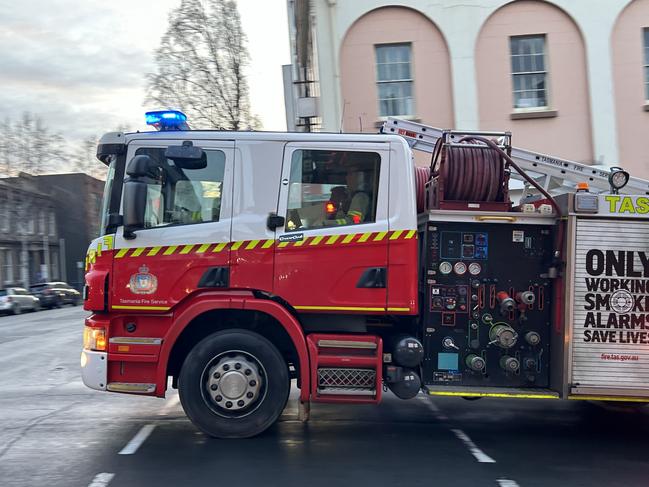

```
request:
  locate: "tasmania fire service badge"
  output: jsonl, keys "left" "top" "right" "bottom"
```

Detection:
{"left": 129, "top": 265, "right": 158, "bottom": 294}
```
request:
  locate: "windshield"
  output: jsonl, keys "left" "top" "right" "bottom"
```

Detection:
{"left": 99, "top": 157, "right": 116, "bottom": 236}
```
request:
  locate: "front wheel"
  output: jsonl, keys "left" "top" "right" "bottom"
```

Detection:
{"left": 178, "top": 329, "right": 290, "bottom": 439}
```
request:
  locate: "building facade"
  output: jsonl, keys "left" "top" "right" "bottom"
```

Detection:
{"left": 0, "top": 173, "right": 104, "bottom": 289}
{"left": 286, "top": 0, "right": 649, "bottom": 176}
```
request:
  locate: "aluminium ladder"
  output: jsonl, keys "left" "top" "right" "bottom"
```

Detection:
{"left": 381, "top": 117, "right": 649, "bottom": 197}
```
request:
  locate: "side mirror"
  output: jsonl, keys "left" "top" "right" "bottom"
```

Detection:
{"left": 122, "top": 179, "right": 147, "bottom": 239}
{"left": 165, "top": 141, "right": 206, "bottom": 169}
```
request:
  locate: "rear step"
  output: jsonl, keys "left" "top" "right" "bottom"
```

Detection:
{"left": 307, "top": 334, "right": 383, "bottom": 404}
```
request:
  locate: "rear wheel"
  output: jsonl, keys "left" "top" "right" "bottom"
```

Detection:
{"left": 178, "top": 329, "right": 290, "bottom": 439}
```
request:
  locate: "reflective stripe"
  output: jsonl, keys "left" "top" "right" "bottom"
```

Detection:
{"left": 163, "top": 246, "right": 178, "bottom": 255}
{"left": 405, "top": 230, "right": 416, "bottom": 239}
{"left": 131, "top": 247, "right": 145, "bottom": 257}
{"left": 373, "top": 231, "right": 387, "bottom": 241}
{"left": 261, "top": 239, "right": 275, "bottom": 249}
{"left": 180, "top": 245, "right": 195, "bottom": 255}
{"left": 278, "top": 242, "right": 290, "bottom": 248}
{"left": 389, "top": 230, "right": 403, "bottom": 240}
{"left": 115, "top": 248, "right": 129, "bottom": 258}
{"left": 112, "top": 305, "right": 171, "bottom": 311}
{"left": 231, "top": 241, "right": 243, "bottom": 251}
{"left": 342, "top": 234, "right": 355, "bottom": 244}
{"left": 310, "top": 236, "right": 324, "bottom": 246}
{"left": 294, "top": 305, "right": 386, "bottom": 312}
{"left": 147, "top": 246, "right": 162, "bottom": 256}
{"left": 212, "top": 242, "right": 228, "bottom": 253}
{"left": 246, "top": 240, "right": 260, "bottom": 250}
{"left": 358, "top": 233, "right": 372, "bottom": 243}
{"left": 196, "top": 243, "right": 211, "bottom": 253}
{"left": 326, "top": 235, "right": 340, "bottom": 245}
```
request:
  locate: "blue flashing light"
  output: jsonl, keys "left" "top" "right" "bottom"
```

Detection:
{"left": 145, "top": 110, "right": 189, "bottom": 131}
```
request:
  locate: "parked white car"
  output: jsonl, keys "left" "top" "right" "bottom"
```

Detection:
{"left": 0, "top": 288, "right": 40, "bottom": 315}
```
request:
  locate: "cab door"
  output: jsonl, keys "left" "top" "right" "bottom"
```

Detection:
{"left": 111, "top": 138, "right": 234, "bottom": 313}
{"left": 273, "top": 142, "right": 390, "bottom": 314}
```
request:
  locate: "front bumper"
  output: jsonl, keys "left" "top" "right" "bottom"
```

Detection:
{"left": 80, "top": 350, "right": 107, "bottom": 391}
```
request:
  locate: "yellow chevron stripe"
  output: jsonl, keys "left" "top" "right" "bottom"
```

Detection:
{"left": 212, "top": 242, "right": 228, "bottom": 253}
{"left": 262, "top": 239, "right": 274, "bottom": 249}
{"left": 293, "top": 238, "right": 306, "bottom": 246}
{"left": 390, "top": 230, "right": 404, "bottom": 240}
{"left": 278, "top": 241, "right": 290, "bottom": 248}
{"left": 115, "top": 248, "right": 129, "bottom": 259}
{"left": 310, "top": 236, "right": 324, "bottom": 246}
{"left": 342, "top": 233, "right": 355, "bottom": 244}
{"left": 163, "top": 246, "right": 178, "bottom": 256}
{"left": 180, "top": 245, "right": 195, "bottom": 255}
{"left": 196, "top": 243, "right": 211, "bottom": 253}
{"left": 405, "top": 230, "right": 416, "bottom": 239}
{"left": 231, "top": 241, "right": 243, "bottom": 251}
{"left": 96, "top": 243, "right": 102, "bottom": 257}
{"left": 147, "top": 246, "right": 162, "bottom": 256}
{"left": 131, "top": 247, "right": 145, "bottom": 257}
{"left": 358, "top": 233, "right": 372, "bottom": 243}
{"left": 326, "top": 235, "right": 340, "bottom": 245}
{"left": 246, "top": 240, "right": 260, "bottom": 250}
{"left": 373, "top": 231, "right": 388, "bottom": 241}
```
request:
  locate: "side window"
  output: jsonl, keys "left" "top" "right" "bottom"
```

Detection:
{"left": 134, "top": 148, "right": 226, "bottom": 229}
{"left": 285, "top": 149, "right": 380, "bottom": 232}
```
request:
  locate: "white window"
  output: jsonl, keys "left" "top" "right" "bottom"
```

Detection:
{"left": 38, "top": 210, "right": 45, "bottom": 235}
{"left": 644, "top": 28, "right": 649, "bottom": 101}
{"left": 49, "top": 211, "right": 56, "bottom": 237}
{"left": 510, "top": 35, "right": 548, "bottom": 109}
{"left": 0, "top": 201, "right": 8, "bottom": 232}
{"left": 375, "top": 44, "right": 413, "bottom": 117}
{"left": 3, "top": 250, "right": 14, "bottom": 285}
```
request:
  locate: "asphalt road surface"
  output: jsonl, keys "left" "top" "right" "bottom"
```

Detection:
{"left": 1, "top": 307, "right": 649, "bottom": 487}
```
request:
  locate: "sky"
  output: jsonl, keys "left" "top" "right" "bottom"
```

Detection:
{"left": 0, "top": 0, "right": 291, "bottom": 142}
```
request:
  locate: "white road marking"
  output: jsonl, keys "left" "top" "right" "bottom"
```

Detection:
{"left": 496, "top": 479, "right": 520, "bottom": 486}
{"left": 417, "top": 394, "right": 449, "bottom": 421}
{"left": 88, "top": 472, "right": 115, "bottom": 487}
{"left": 118, "top": 424, "right": 156, "bottom": 455}
{"left": 158, "top": 394, "right": 180, "bottom": 415}
{"left": 451, "top": 428, "right": 496, "bottom": 463}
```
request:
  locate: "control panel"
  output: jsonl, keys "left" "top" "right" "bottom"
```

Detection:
{"left": 422, "top": 221, "right": 553, "bottom": 388}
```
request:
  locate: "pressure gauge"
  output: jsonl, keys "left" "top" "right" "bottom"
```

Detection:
{"left": 439, "top": 261, "right": 453, "bottom": 275}
{"left": 453, "top": 262, "right": 467, "bottom": 275}
{"left": 468, "top": 262, "right": 482, "bottom": 276}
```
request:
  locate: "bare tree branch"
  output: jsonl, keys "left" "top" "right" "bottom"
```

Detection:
{"left": 144, "top": 0, "right": 259, "bottom": 130}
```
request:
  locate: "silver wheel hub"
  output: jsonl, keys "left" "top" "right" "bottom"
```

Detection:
{"left": 206, "top": 354, "right": 262, "bottom": 412}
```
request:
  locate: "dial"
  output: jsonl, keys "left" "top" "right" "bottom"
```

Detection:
{"left": 439, "top": 261, "right": 453, "bottom": 275}
{"left": 453, "top": 262, "right": 467, "bottom": 275}
{"left": 468, "top": 262, "right": 482, "bottom": 276}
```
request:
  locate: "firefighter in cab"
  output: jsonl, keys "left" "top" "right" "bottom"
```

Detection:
{"left": 325, "top": 166, "right": 371, "bottom": 226}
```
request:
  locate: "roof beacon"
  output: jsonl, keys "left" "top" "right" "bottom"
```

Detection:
{"left": 145, "top": 110, "right": 189, "bottom": 131}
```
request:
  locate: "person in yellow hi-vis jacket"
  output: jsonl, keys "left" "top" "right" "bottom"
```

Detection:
{"left": 329, "top": 167, "right": 370, "bottom": 226}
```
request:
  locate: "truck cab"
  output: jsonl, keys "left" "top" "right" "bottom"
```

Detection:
{"left": 82, "top": 113, "right": 419, "bottom": 437}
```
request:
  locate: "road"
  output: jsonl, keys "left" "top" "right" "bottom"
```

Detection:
{"left": 1, "top": 307, "right": 649, "bottom": 487}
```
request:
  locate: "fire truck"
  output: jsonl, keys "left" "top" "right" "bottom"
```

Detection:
{"left": 81, "top": 110, "right": 649, "bottom": 438}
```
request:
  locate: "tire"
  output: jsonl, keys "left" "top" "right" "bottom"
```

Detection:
{"left": 179, "top": 329, "right": 290, "bottom": 439}
{"left": 12, "top": 304, "right": 20, "bottom": 315}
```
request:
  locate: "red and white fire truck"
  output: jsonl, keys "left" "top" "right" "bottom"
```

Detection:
{"left": 81, "top": 111, "right": 649, "bottom": 438}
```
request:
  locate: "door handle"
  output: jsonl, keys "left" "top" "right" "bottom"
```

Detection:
{"left": 267, "top": 213, "right": 285, "bottom": 230}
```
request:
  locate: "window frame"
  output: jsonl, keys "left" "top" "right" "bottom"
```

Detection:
{"left": 283, "top": 148, "right": 382, "bottom": 233}
{"left": 509, "top": 34, "right": 550, "bottom": 111}
{"left": 375, "top": 43, "right": 415, "bottom": 118}
{"left": 132, "top": 146, "right": 228, "bottom": 231}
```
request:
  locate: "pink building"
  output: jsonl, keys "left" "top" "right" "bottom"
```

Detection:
{"left": 286, "top": 0, "right": 649, "bottom": 177}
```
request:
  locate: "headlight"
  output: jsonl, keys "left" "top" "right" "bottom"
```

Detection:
{"left": 608, "top": 167, "right": 629, "bottom": 193}
{"left": 83, "top": 326, "right": 107, "bottom": 351}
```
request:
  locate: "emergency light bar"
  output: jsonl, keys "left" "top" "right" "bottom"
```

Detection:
{"left": 145, "top": 110, "right": 189, "bottom": 131}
